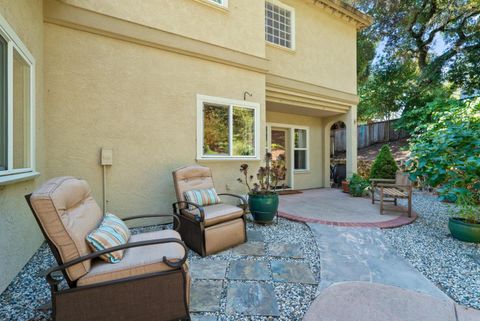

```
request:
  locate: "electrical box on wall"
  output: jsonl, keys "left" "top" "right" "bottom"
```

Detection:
{"left": 101, "top": 148, "right": 113, "bottom": 166}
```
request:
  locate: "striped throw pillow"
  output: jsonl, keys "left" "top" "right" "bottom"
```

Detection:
{"left": 184, "top": 188, "right": 221, "bottom": 210}
{"left": 86, "top": 213, "right": 131, "bottom": 263}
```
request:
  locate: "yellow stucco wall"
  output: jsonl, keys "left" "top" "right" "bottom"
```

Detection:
{"left": 0, "top": 0, "right": 45, "bottom": 293}
{"left": 59, "top": 0, "right": 266, "bottom": 58}
{"left": 266, "top": 0, "right": 357, "bottom": 94}
{"left": 44, "top": 23, "right": 265, "bottom": 218}
{"left": 266, "top": 110, "right": 324, "bottom": 189}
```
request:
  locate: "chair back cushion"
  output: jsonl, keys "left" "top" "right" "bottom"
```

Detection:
{"left": 86, "top": 213, "right": 131, "bottom": 263}
{"left": 184, "top": 188, "right": 221, "bottom": 210}
{"left": 395, "top": 171, "right": 411, "bottom": 186}
{"left": 30, "top": 177, "right": 103, "bottom": 281}
{"left": 172, "top": 165, "right": 215, "bottom": 208}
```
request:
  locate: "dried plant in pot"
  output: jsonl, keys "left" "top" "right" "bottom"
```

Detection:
{"left": 237, "top": 153, "right": 287, "bottom": 223}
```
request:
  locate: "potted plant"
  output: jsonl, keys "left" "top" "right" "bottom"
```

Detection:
{"left": 341, "top": 179, "right": 350, "bottom": 193}
{"left": 348, "top": 174, "right": 369, "bottom": 197}
{"left": 448, "top": 193, "right": 480, "bottom": 243}
{"left": 238, "top": 153, "right": 286, "bottom": 224}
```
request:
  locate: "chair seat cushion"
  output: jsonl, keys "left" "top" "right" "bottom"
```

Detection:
{"left": 183, "top": 203, "right": 244, "bottom": 227}
{"left": 86, "top": 213, "right": 131, "bottom": 263}
{"left": 77, "top": 230, "right": 185, "bottom": 286}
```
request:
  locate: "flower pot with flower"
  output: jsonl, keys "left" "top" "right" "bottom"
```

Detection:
{"left": 237, "top": 153, "right": 287, "bottom": 224}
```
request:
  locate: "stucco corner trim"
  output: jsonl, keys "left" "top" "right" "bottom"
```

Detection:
{"left": 43, "top": 0, "right": 268, "bottom": 74}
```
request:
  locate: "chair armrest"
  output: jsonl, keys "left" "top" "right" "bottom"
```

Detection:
{"left": 45, "top": 238, "right": 188, "bottom": 286}
{"left": 217, "top": 193, "right": 247, "bottom": 211}
{"left": 172, "top": 201, "right": 205, "bottom": 222}
{"left": 122, "top": 214, "right": 181, "bottom": 231}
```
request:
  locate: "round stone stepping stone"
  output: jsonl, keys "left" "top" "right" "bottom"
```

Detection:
{"left": 271, "top": 261, "right": 316, "bottom": 284}
{"left": 226, "top": 282, "right": 280, "bottom": 316}
{"left": 303, "top": 282, "right": 457, "bottom": 321}
{"left": 228, "top": 260, "right": 270, "bottom": 280}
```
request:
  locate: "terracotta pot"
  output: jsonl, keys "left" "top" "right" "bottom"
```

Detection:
{"left": 342, "top": 180, "right": 350, "bottom": 193}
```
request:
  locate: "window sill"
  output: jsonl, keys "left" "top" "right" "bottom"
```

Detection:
{"left": 192, "top": 0, "right": 229, "bottom": 13}
{"left": 294, "top": 170, "right": 310, "bottom": 174}
{"left": 0, "top": 171, "right": 40, "bottom": 186}
{"left": 197, "top": 157, "right": 261, "bottom": 162}
{"left": 266, "top": 42, "right": 296, "bottom": 53}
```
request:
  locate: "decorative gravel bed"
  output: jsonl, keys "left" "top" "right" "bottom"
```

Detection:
{"left": 382, "top": 192, "right": 480, "bottom": 309}
{"left": 0, "top": 217, "right": 320, "bottom": 321}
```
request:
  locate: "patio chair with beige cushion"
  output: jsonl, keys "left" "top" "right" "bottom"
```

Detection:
{"left": 371, "top": 171, "right": 413, "bottom": 217}
{"left": 172, "top": 165, "right": 247, "bottom": 257}
{"left": 26, "top": 176, "right": 190, "bottom": 321}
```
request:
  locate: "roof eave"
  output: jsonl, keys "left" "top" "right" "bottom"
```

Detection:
{"left": 313, "top": 0, "right": 373, "bottom": 29}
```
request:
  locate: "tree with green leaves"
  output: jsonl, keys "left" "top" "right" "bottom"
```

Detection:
{"left": 349, "top": 0, "right": 480, "bottom": 123}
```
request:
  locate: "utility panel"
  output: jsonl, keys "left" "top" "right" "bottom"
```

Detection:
{"left": 101, "top": 148, "right": 113, "bottom": 166}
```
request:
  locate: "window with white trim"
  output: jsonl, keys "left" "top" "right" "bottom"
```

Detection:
{"left": 210, "top": 0, "right": 227, "bottom": 6}
{"left": 265, "top": 1, "right": 295, "bottom": 49}
{"left": 0, "top": 14, "right": 36, "bottom": 181}
{"left": 294, "top": 128, "right": 308, "bottom": 170}
{"left": 197, "top": 95, "right": 260, "bottom": 160}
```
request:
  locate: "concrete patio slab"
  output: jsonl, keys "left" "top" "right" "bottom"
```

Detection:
{"left": 232, "top": 241, "right": 265, "bottom": 256}
{"left": 190, "top": 314, "right": 218, "bottom": 321}
{"left": 271, "top": 261, "right": 316, "bottom": 284}
{"left": 279, "top": 189, "right": 416, "bottom": 228}
{"left": 309, "top": 224, "right": 450, "bottom": 301}
{"left": 190, "top": 280, "right": 224, "bottom": 312}
{"left": 190, "top": 260, "right": 228, "bottom": 280}
{"left": 226, "top": 282, "right": 280, "bottom": 316}
{"left": 228, "top": 260, "right": 270, "bottom": 281}
{"left": 269, "top": 243, "right": 304, "bottom": 258}
{"left": 303, "top": 282, "right": 457, "bottom": 321}
{"left": 456, "top": 305, "right": 480, "bottom": 321}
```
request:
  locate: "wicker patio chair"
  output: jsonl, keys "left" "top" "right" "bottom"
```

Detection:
{"left": 371, "top": 171, "right": 413, "bottom": 217}
{"left": 172, "top": 165, "right": 247, "bottom": 257}
{"left": 25, "top": 176, "right": 190, "bottom": 321}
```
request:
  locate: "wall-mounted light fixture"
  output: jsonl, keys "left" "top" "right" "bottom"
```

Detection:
{"left": 243, "top": 91, "right": 253, "bottom": 100}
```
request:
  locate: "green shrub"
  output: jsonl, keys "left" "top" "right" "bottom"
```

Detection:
{"left": 349, "top": 174, "right": 369, "bottom": 197}
{"left": 370, "top": 145, "right": 398, "bottom": 179}
{"left": 406, "top": 98, "right": 480, "bottom": 207}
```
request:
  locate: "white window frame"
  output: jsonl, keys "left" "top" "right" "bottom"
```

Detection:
{"left": 293, "top": 127, "right": 309, "bottom": 172}
{"left": 194, "top": 0, "right": 228, "bottom": 9}
{"left": 0, "top": 13, "right": 37, "bottom": 185}
{"left": 209, "top": 0, "right": 228, "bottom": 7}
{"left": 265, "top": 0, "right": 296, "bottom": 50}
{"left": 197, "top": 94, "right": 260, "bottom": 161}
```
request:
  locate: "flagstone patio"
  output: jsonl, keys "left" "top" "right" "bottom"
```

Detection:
{"left": 279, "top": 188, "right": 417, "bottom": 228}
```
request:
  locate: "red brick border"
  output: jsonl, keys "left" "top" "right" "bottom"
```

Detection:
{"left": 278, "top": 207, "right": 417, "bottom": 229}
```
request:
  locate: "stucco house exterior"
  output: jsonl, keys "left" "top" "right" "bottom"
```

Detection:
{"left": 0, "top": 0, "right": 371, "bottom": 292}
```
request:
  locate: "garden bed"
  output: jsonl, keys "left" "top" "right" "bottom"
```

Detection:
{"left": 383, "top": 192, "right": 480, "bottom": 309}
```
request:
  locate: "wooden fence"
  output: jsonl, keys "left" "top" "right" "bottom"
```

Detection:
{"left": 331, "top": 119, "right": 408, "bottom": 153}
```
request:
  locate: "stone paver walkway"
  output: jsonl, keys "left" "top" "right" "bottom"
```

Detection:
{"left": 308, "top": 223, "right": 449, "bottom": 300}
{"left": 189, "top": 228, "right": 318, "bottom": 319}
{"left": 279, "top": 189, "right": 416, "bottom": 228}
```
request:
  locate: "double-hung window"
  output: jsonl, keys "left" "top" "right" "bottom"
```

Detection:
{"left": 0, "top": 14, "right": 36, "bottom": 184}
{"left": 265, "top": 1, "right": 295, "bottom": 49}
{"left": 197, "top": 95, "right": 260, "bottom": 160}
{"left": 294, "top": 128, "right": 308, "bottom": 170}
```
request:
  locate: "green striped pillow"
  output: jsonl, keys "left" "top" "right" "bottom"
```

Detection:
{"left": 184, "top": 188, "right": 221, "bottom": 210}
{"left": 86, "top": 213, "right": 131, "bottom": 263}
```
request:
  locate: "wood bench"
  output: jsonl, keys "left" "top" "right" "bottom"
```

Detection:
{"left": 371, "top": 171, "right": 413, "bottom": 217}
